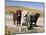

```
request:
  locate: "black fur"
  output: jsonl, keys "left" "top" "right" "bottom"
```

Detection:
{"left": 28, "top": 13, "right": 40, "bottom": 30}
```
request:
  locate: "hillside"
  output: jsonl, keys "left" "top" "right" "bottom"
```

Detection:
{"left": 5, "top": 6, "right": 44, "bottom": 16}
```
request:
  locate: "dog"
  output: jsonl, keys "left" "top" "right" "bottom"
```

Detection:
{"left": 28, "top": 13, "right": 40, "bottom": 30}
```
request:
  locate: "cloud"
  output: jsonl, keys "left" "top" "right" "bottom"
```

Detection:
{"left": 10, "top": 0, "right": 22, "bottom": 1}
{"left": 9, "top": 0, "right": 30, "bottom": 1}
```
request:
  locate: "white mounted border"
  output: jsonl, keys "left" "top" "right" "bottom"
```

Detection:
{"left": 0, "top": 0, "right": 46, "bottom": 35}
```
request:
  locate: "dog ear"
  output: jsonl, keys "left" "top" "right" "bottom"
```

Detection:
{"left": 35, "top": 13, "right": 40, "bottom": 18}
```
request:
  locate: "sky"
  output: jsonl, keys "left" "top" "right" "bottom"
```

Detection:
{"left": 5, "top": 0, "right": 44, "bottom": 11}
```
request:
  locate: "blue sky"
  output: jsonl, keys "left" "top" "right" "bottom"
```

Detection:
{"left": 5, "top": 0, "right": 44, "bottom": 11}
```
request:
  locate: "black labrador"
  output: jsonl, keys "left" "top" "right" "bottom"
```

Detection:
{"left": 28, "top": 13, "right": 40, "bottom": 30}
